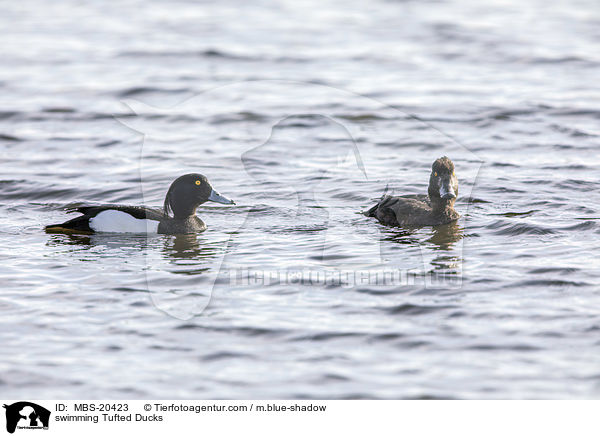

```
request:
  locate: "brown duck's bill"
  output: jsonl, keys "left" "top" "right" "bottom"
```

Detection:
{"left": 208, "top": 189, "right": 235, "bottom": 205}
{"left": 439, "top": 182, "right": 456, "bottom": 199}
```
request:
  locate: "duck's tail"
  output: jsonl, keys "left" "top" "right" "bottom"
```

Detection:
{"left": 45, "top": 225, "right": 91, "bottom": 234}
{"left": 363, "top": 203, "right": 379, "bottom": 217}
{"left": 363, "top": 185, "right": 391, "bottom": 217}
{"left": 44, "top": 215, "right": 93, "bottom": 234}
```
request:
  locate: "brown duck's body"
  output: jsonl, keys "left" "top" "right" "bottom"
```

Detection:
{"left": 365, "top": 194, "right": 460, "bottom": 227}
{"left": 365, "top": 157, "right": 461, "bottom": 228}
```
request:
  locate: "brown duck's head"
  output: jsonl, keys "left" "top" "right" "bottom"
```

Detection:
{"left": 428, "top": 156, "right": 458, "bottom": 209}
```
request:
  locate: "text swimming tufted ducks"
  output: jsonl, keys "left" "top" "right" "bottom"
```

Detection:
{"left": 365, "top": 156, "right": 460, "bottom": 227}
{"left": 45, "top": 174, "right": 235, "bottom": 235}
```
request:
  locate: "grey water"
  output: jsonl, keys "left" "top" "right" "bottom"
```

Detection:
{"left": 1, "top": 0, "right": 599, "bottom": 399}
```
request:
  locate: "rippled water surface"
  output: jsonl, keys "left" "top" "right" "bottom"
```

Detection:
{"left": 1, "top": 0, "right": 600, "bottom": 399}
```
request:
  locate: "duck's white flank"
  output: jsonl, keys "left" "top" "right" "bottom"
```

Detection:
{"left": 89, "top": 210, "right": 159, "bottom": 233}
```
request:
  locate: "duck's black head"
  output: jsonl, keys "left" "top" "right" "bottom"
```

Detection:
{"left": 163, "top": 173, "right": 235, "bottom": 219}
{"left": 428, "top": 157, "right": 458, "bottom": 210}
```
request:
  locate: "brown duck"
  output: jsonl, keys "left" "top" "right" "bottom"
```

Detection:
{"left": 365, "top": 156, "right": 460, "bottom": 227}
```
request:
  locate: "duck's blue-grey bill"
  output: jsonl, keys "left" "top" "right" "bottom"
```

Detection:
{"left": 439, "top": 183, "right": 456, "bottom": 200}
{"left": 208, "top": 189, "right": 235, "bottom": 205}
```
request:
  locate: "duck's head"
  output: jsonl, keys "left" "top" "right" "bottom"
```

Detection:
{"left": 164, "top": 173, "right": 235, "bottom": 218}
{"left": 428, "top": 157, "right": 458, "bottom": 209}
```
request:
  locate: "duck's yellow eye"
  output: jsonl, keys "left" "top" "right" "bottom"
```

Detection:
{"left": 195, "top": 180, "right": 201, "bottom": 185}
{"left": 434, "top": 172, "right": 438, "bottom": 177}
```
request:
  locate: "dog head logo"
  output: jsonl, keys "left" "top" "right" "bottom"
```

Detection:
{"left": 3, "top": 402, "right": 50, "bottom": 434}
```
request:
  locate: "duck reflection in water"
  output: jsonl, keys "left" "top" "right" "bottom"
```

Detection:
{"left": 164, "top": 233, "right": 223, "bottom": 258}
{"left": 45, "top": 233, "right": 149, "bottom": 250}
{"left": 47, "top": 232, "right": 219, "bottom": 254}
{"left": 46, "top": 233, "right": 93, "bottom": 247}
{"left": 46, "top": 232, "right": 222, "bottom": 268}
{"left": 425, "top": 222, "right": 464, "bottom": 280}
{"left": 380, "top": 222, "right": 464, "bottom": 280}
{"left": 381, "top": 221, "right": 463, "bottom": 250}
{"left": 162, "top": 234, "right": 225, "bottom": 277}
{"left": 426, "top": 221, "right": 464, "bottom": 250}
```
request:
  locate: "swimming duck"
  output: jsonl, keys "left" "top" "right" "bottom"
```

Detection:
{"left": 45, "top": 174, "right": 235, "bottom": 235}
{"left": 365, "top": 156, "right": 460, "bottom": 227}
